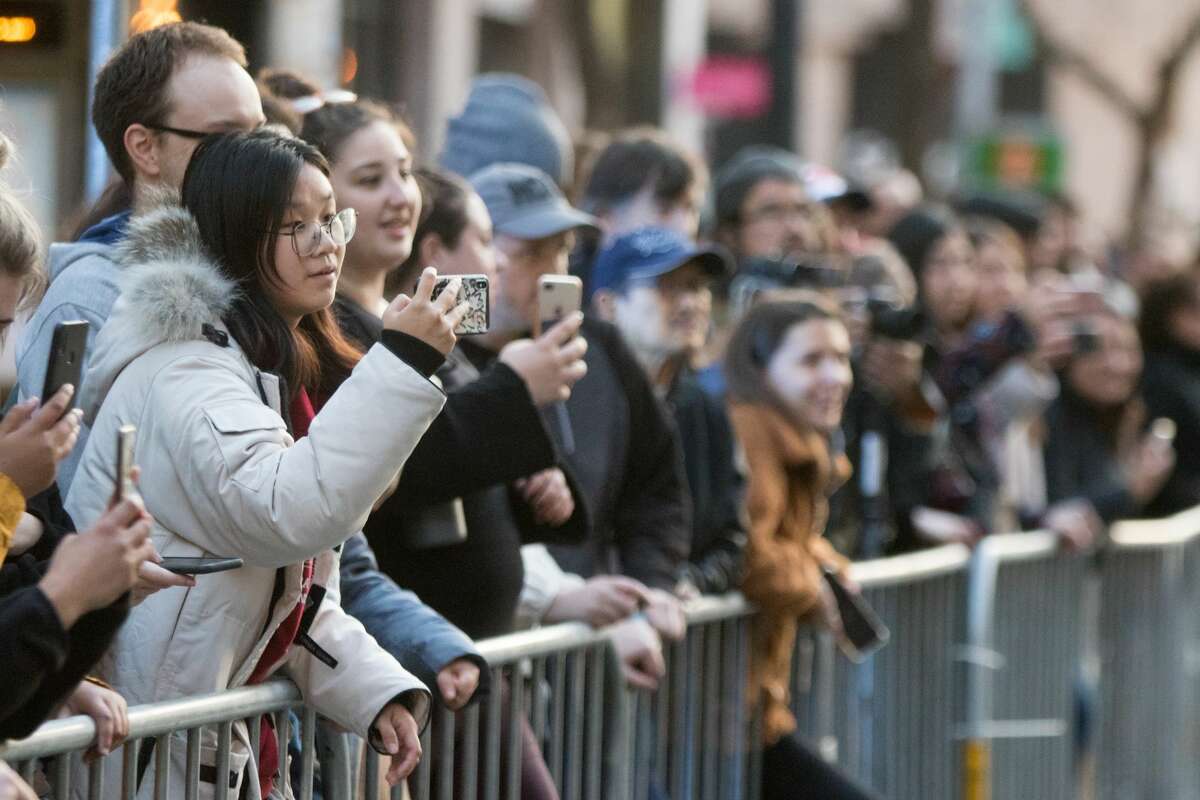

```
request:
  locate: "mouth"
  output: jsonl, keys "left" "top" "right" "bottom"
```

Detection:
{"left": 309, "top": 265, "right": 338, "bottom": 279}
{"left": 380, "top": 216, "right": 412, "bottom": 239}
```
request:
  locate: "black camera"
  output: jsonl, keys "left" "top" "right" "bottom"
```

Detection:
{"left": 737, "top": 256, "right": 844, "bottom": 289}
{"left": 868, "top": 299, "right": 926, "bottom": 342}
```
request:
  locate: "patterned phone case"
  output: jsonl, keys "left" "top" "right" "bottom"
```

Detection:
{"left": 432, "top": 274, "right": 490, "bottom": 335}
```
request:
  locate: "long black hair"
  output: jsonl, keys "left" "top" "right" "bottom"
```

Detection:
{"left": 181, "top": 129, "right": 361, "bottom": 399}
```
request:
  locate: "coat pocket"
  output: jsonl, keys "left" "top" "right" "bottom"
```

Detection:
{"left": 202, "top": 402, "right": 290, "bottom": 493}
{"left": 195, "top": 736, "right": 251, "bottom": 800}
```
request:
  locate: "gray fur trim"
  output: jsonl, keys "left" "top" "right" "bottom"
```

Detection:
{"left": 114, "top": 205, "right": 238, "bottom": 343}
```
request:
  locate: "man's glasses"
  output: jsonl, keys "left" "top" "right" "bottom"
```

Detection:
{"left": 143, "top": 123, "right": 210, "bottom": 140}
{"left": 278, "top": 208, "right": 357, "bottom": 257}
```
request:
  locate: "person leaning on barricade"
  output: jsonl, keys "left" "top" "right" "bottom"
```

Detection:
{"left": 62, "top": 130, "right": 464, "bottom": 798}
{"left": 1138, "top": 268, "right": 1200, "bottom": 516}
{"left": 264, "top": 71, "right": 592, "bottom": 798}
{"left": 724, "top": 297, "right": 882, "bottom": 800}
{"left": 1044, "top": 295, "right": 1176, "bottom": 523}
{"left": 0, "top": 134, "right": 155, "bottom": 790}
{"left": 468, "top": 163, "right": 691, "bottom": 641}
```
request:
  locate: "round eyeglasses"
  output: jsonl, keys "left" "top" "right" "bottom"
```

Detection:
{"left": 279, "top": 208, "right": 357, "bottom": 257}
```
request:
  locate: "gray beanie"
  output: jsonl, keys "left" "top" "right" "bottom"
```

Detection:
{"left": 439, "top": 73, "right": 574, "bottom": 188}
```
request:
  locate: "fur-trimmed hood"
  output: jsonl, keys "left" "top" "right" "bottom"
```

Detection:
{"left": 78, "top": 204, "right": 238, "bottom": 418}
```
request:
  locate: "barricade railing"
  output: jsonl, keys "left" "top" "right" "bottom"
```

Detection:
{"left": 965, "top": 532, "right": 1086, "bottom": 800}
{"left": 9, "top": 512, "right": 1200, "bottom": 800}
{"left": 791, "top": 543, "right": 972, "bottom": 800}
{"left": 1096, "top": 505, "right": 1200, "bottom": 800}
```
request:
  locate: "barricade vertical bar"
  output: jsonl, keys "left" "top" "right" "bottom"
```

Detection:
{"left": 654, "top": 642, "right": 670, "bottom": 787}
{"left": 52, "top": 751, "right": 71, "bottom": 800}
{"left": 435, "top": 705, "right": 455, "bottom": 800}
{"left": 185, "top": 728, "right": 200, "bottom": 800}
{"left": 702, "top": 621, "right": 721, "bottom": 800}
{"left": 668, "top": 636, "right": 688, "bottom": 800}
{"left": 461, "top": 701, "right": 481, "bottom": 798}
{"left": 122, "top": 739, "right": 139, "bottom": 800}
{"left": 274, "top": 711, "right": 290, "bottom": 797}
{"left": 298, "top": 708, "right": 316, "bottom": 800}
{"left": 549, "top": 652, "right": 566, "bottom": 791}
{"left": 248, "top": 716, "right": 260, "bottom": 767}
{"left": 584, "top": 645, "right": 603, "bottom": 799}
{"left": 506, "top": 670, "right": 524, "bottom": 800}
{"left": 565, "top": 650, "right": 586, "bottom": 800}
{"left": 483, "top": 668, "right": 503, "bottom": 800}
{"left": 688, "top": 625, "right": 705, "bottom": 796}
{"left": 365, "top": 743, "right": 381, "bottom": 798}
{"left": 87, "top": 755, "right": 104, "bottom": 800}
{"left": 411, "top": 722, "right": 432, "bottom": 800}
{"left": 153, "top": 733, "right": 170, "bottom": 800}
{"left": 532, "top": 656, "right": 548, "bottom": 743}
{"left": 719, "top": 618, "right": 740, "bottom": 799}
{"left": 18, "top": 760, "right": 34, "bottom": 785}
{"left": 215, "top": 722, "right": 231, "bottom": 800}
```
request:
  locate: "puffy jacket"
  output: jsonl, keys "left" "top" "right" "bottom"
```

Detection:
{"left": 64, "top": 206, "right": 446, "bottom": 800}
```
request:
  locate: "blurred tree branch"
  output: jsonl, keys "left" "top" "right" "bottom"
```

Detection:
{"left": 1019, "top": 0, "right": 1200, "bottom": 247}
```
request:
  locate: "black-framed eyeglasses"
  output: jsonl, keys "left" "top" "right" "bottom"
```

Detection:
{"left": 277, "top": 208, "right": 358, "bottom": 258}
{"left": 143, "top": 123, "right": 211, "bottom": 140}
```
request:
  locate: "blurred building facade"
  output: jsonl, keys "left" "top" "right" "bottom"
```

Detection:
{"left": 2, "top": 0, "right": 1200, "bottom": 253}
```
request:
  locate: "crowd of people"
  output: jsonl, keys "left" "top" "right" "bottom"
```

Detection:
{"left": 1, "top": 18, "right": 1197, "bottom": 800}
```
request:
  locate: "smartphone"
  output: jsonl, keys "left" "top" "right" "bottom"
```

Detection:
{"left": 41, "top": 320, "right": 89, "bottom": 417}
{"left": 429, "top": 274, "right": 490, "bottom": 335}
{"left": 535, "top": 275, "right": 583, "bottom": 337}
{"left": 823, "top": 567, "right": 890, "bottom": 662}
{"left": 159, "top": 556, "right": 244, "bottom": 575}
{"left": 114, "top": 425, "right": 137, "bottom": 504}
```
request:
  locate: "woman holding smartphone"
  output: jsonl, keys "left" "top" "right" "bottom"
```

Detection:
{"left": 724, "top": 298, "right": 882, "bottom": 800}
{"left": 65, "top": 130, "right": 464, "bottom": 799}
{"left": 264, "top": 72, "right": 591, "bottom": 798}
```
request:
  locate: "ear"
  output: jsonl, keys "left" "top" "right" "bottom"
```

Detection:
{"left": 592, "top": 289, "right": 617, "bottom": 321}
{"left": 418, "top": 233, "right": 445, "bottom": 270}
{"left": 124, "top": 124, "right": 163, "bottom": 181}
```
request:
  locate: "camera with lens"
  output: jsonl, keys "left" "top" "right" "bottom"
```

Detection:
{"left": 728, "top": 256, "right": 845, "bottom": 318}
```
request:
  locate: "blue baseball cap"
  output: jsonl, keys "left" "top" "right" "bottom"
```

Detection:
{"left": 591, "top": 227, "right": 731, "bottom": 296}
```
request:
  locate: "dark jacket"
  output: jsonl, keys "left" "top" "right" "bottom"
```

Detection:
{"left": 0, "top": 492, "right": 128, "bottom": 741}
{"left": 546, "top": 318, "right": 691, "bottom": 591}
{"left": 338, "top": 297, "right": 589, "bottom": 639}
{"left": 1043, "top": 388, "right": 1138, "bottom": 523}
{"left": 1141, "top": 344, "right": 1200, "bottom": 516}
{"left": 666, "top": 368, "right": 745, "bottom": 594}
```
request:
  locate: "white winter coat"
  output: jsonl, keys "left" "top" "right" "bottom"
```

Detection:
{"left": 65, "top": 206, "right": 446, "bottom": 799}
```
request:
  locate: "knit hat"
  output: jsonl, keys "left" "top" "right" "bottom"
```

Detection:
{"left": 439, "top": 73, "right": 574, "bottom": 188}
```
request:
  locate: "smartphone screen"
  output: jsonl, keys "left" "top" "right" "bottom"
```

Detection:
{"left": 823, "top": 568, "right": 890, "bottom": 661}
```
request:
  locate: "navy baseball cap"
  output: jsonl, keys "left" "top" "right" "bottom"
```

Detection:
{"left": 469, "top": 162, "right": 599, "bottom": 240}
{"left": 591, "top": 227, "right": 731, "bottom": 295}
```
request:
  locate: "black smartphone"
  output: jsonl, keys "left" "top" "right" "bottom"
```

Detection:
{"left": 41, "top": 320, "right": 89, "bottom": 416}
{"left": 428, "top": 274, "right": 490, "bottom": 335}
{"left": 159, "top": 556, "right": 244, "bottom": 575}
{"left": 823, "top": 567, "right": 890, "bottom": 662}
{"left": 114, "top": 424, "right": 137, "bottom": 504}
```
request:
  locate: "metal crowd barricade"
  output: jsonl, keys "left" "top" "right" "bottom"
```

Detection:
{"left": 965, "top": 532, "right": 1086, "bottom": 800}
{"left": 791, "top": 544, "right": 971, "bottom": 800}
{"left": 368, "top": 593, "right": 758, "bottom": 800}
{"left": 1096, "top": 506, "right": 1200, "bottom": 800}
{"left": 0, "top": 680, "right": 314, "bottom": 800}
